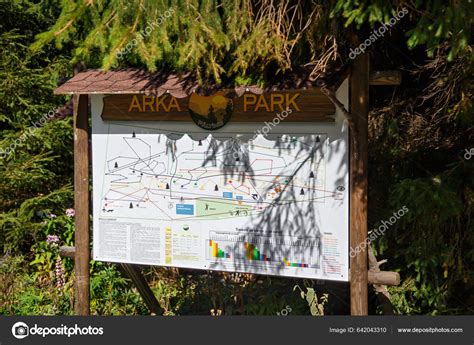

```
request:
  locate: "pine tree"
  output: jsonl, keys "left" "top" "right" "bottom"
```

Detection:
{"left": 0, "top": 1, "right": 73, "bottom": 252}
{"left": 29, "top": 0, "right": 340, "bottom": 85}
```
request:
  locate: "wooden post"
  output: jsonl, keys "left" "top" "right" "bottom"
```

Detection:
{"left": 350, "top": 54, "right": 369, "bottom": 315}
{"left": 73, "top": 94, "right": 90, "bottom": 315}
{"left": 120, "top": 264, "right": 163, "bottom": 315}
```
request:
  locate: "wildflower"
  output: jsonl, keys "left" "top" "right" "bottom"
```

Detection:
{"left": 65, "top": 208, "right": 75, "bottom": 217}
{"left": 48, "top": 213, "right": 57, "bottom": 218}
{"left": 55, "top": 256, "right": 65, "bottom": 289}
{"left": 46, "top": 234, "right": 60, "bottom": 247}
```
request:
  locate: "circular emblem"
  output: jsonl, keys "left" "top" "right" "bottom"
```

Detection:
{"left": 189, "top": 92, "right": 233, "bottom": 130}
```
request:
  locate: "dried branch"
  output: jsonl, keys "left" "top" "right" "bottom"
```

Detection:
{"left": 368, "top": 244, "right": 395, "bottom": 315}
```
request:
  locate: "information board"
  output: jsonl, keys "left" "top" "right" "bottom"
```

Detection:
{"left": 91, "top": 81, "right": 349, "bottom": 281}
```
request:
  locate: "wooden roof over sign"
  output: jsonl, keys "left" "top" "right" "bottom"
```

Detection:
{"left": 54, "top": 68, "right": 346, "bottom": 95}
{"left": 54, "top": 68, "right": 344, "bottom": 122}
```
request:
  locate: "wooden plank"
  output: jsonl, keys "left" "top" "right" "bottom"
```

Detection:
{"left": 101, "top": 89, "right": 335, "bottom": 122}
{"left": 368, "top": 271, "right": 400, "bottom": 286}
{"left": 350, "top": 53, "right": 369, "bottom": 316}
{"left": 59, "top": 245, "right": 76, "bottom": 258}
{"left": 368, "top": 245, "right": 396, "bottom": 314}
{"left": 369, "top": 70, "right": 401, "bottom": 86}
{"left": 232, "top": 90, "right": 335, "bottom": 121}
{"left": 120, "top": 264, "right": 163, "bottom": 315}
{"left": 73, "top": 94, "right": 90, "bottom": 316}
{"left": 59, "top": 245, "right": 92, "bottom": 259}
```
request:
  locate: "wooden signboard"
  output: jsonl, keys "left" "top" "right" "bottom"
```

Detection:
{"left": 100, "top": 88, "right": 335, "bottom": 122}
{"left": 59, "top": 55, "right": 403, "bottom": 317}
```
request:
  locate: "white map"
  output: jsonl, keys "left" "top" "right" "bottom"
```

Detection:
{"left": 101, "top": 133, "right": 330, "bottom": 219}
{"left": 91, "top": 84, "right": 349, "bottom": 281}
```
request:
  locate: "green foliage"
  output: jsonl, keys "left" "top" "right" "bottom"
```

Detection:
{"left": 90, "top": 263, "right": 148, "bottom": 315}
{"left": 331, "top": 0, "right": 395, "bottom": 27}
{"left": 29, "top": 214, "right": 75, "bottom": 280}
{"left": 0, "top": 256, "right": 73, "bottom": 315}
{"left": 0, "top": 0, "right": 73, "bottom": 254}
{"left": 370, "top": 79, "right": 473, "bottom": 314}
{"left": 30, "top": 240, "right": 57, "bottom": 282}
{"left": 150, "top": 272, "right": 197, "bottom": 315}
{"left": 0, "top": 185, "right": 74, "bottom": 252}
{"left": 30, "top": 0, "right": 336, "bottom": 84}
{"left": 380, "top": 167, "right": 473, "bottom": 314}
{"left": 0, "top": 251, "right": 150, "bottom": 316}
{"left": 332, "top": 0, "right": 472, "bottom": 61}
{"left": 295, "top": 285, "right": 328, "bottom": 316}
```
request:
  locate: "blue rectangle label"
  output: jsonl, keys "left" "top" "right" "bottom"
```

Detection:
{"left": 176, "top": 204, "right": 194, "bottom": 215}
{"left": 223, "top": 192, "right": 233, "bottom": 199}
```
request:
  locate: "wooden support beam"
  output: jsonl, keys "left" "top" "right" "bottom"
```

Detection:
{"left": 59, "top": 245, "right": 76, "bottom": 258}
{"left": 368, "top": 271, "right": 400, "bottom": 286}
{"left": 73, "top": 94, "right": 90, "bottom": 316}
{"left": 369, "top": 70, "right": 402, "bottom": 86}
{"left": 119, "top": 264, "right": 163, "bottom": 315}
{"left": 368, "top": 244, "right": 397, "bottom": 314}
{"left": 350, "top": 53, "right": 370, "bottom": 316}
{"left": 59, "top": 246, "right": 162, "bottom": 315}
